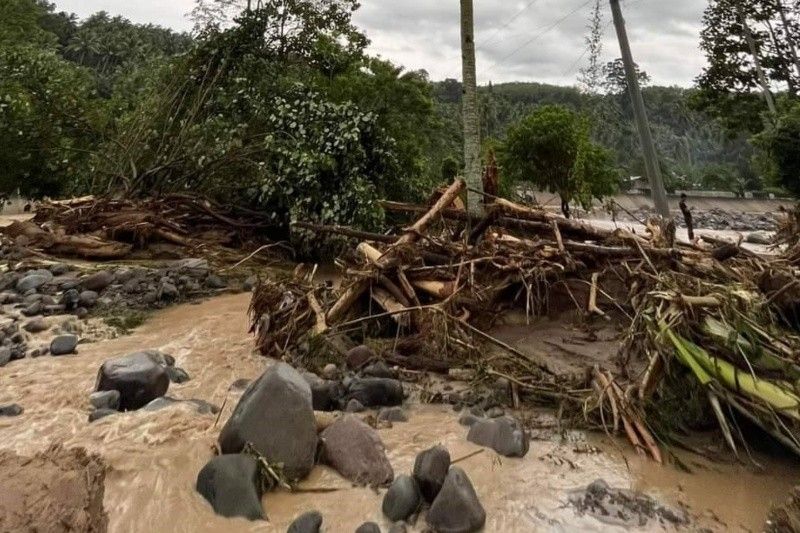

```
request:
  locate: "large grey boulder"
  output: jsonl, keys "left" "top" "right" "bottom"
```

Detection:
{"left": 196, "top": 454, "right": 264, "bottom": 520}
{"left": 426, "top": 467, "right": 486, "bottom": 533}
{"left": 95, "top": 351, "right": 170, "bottom": 410}
{"left": 413, "top": 445, "right": 451, "bottom": 503}
{"left": 218, "top": 363, "right": 317, "bottom": 481}
{"left": 466, "top": 415, "right": 529, "bottom": 458}
{"left": 346, "top": 378, "right": 404, "bottom": 408}
{"left": 382, "top": 474, "right": 421, "bottom": 521}
{"left": 320, "top": 414, "right": 393, "bottom": 487}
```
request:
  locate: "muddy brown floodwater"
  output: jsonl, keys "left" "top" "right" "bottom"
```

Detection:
{"left": 1, "top": 292, "right": 798, "bottom": 532}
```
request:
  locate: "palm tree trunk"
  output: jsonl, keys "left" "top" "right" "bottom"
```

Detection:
{"left": 460, "top": 0, "right": 483, "bottom": 214}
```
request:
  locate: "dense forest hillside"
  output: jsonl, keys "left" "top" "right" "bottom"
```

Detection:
{"left": 433, "top": 80, "right": 758, "bottom": 195}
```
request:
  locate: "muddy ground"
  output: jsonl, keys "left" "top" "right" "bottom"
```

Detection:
{"left": 1, "top": 291, "right": 798, "bottom": 531}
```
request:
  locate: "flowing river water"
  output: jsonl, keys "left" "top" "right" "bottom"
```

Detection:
{"left": 1, "top": 292, "right": 798, "bottom": 532}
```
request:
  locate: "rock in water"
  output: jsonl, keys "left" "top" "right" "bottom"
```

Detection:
{"left": 82, "top": 271, "right": 114, "bottom": 291}
{"left": 302, "top": 372, "right": 344, "bottom": 411}
{"left": 378, "top": 407, "right": 408, "bottom": 423}
{"left": 218, "top": 363, "right": 317, "bottom": 481}
{"left": 382, "top": 475, "right": 421, "bottom": 521}
{"left": 95, "top": 352, "right": 170, "bottom": 410}
{"left": 320, "top": 414, "right": 393, "bottom": 486}
{"left": 166, "top": 366, "right": 191, "bottom": 384}
{"left": 50, "top": 335, "right": 79, "bottom": 356}
{"left": 345, "top": 399, "right": 366, "bottom": 413}
{"left": 0, "top": 347, "right": 11, "bottom": 367}
{"left": 466, "top": 415, "right": 530, "bottom": 457}
{"left": 426, "top": 467, "right": 486, "bottom": 533}
{"left": 287, "top": 510, "right": 323, "bottom": 533}
{"left": 346, "top": 378, "right": 404, "bottom": 407}
{"left": 346, "top": 345, "right": 374, "bottom": 369}
{"left": 0, "top": 404, "right": 23, "bottom": 417}
{"left": 413, "top": 445, "right": 451, "bottom": 503}
{"left": 89, "top": 390, "right": 120, "bottom": 410}
{"left": 88, "top": 409, "right": 117, "bottom": 423}
{"left": 355, "top": 523, "right": 381, "bottom": 533}
{"left": 196, "top": 454, "right": 264, "bottom": 520}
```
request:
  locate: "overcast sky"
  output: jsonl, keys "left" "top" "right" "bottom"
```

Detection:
{"left": 53, "top": 0, "right": 707, "bottom": 87}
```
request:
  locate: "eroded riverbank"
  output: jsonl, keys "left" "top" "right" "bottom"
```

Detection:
{"left": 0, "top": 292, "right": 797, "bottom": 531}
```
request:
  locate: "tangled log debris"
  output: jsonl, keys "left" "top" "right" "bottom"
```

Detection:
{"left": 1, "top": 194, "right": 284, "bottom": 262}
{"left": 249, "top": 179, "right": 800, "bottom": 463}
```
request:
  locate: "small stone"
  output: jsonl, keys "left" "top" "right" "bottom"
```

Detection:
{"left": 158, "top": 282, "right": 179, "bottom": 301}
{"left": 21, "top": 302, "right": 43, "bottom": 317}
{"left": 82, "top": 271, "right": 114, "bottom": 291}
{"left": 321, "top": 363, "right": 338, "bottom": 380}
{"left": 413, "top": 445, "right": 451, "bottom": 503}
{"left": 88, "top": 409, "right": 117, "bottom": 423}
{"left": 485, "top": 407, "right": 504, "bottom": 418}
{"left": 75, "top": 307, "right": 88, "bottom": 319}
{"left": 50, "top": 334, "right": 78, "bottom": 356}
{"left": 362, "top": 360, "right": 397, "bottom": 379}
{"left": 287, "top": 510, "right": 323, "bottom": 533}
{"left": 346, "top": 378, "right": 404, "bottom": 408}
{"left": 355, "top": 523, "right": 381, "bottom": 533}
{"left": 346, "top": 345, "right": 374, "bottom": 369}
{"left": 122, "top": 279, "right": 140, "bottom": 294}
{"left": 382, "top": 474, "right": 421, "bottom": 521}
{"left": 458, "top": 413, "right": 481, "bottom": 427}
{"left": 166, "top": 366, "right": 191, "bottom": 383}
{"left": 90, "top": 390, "right": 120, "bottom": 410}
{"left": 243, "top": 276, "right": 257, "bottom": 291}
{"left": 426, "top": 467, "right": 486, "bottom": 533}
{"left": 345, "top": 399, "right": 366, "bottom": 413}
{"left": 205, "top": 274, "right": 227, "bottom": 289}
{"left": 23, "top": 317, "right": 48, "bottom": 333}
{"left": 49, "top": 263, "right": 69, "bottom": 276}
{"left": 60, "top": 288, "right": 80, "bottom": 309}
{"left": 142, "top": 291, "right": 158, "bottom": 304}
{"left": 79, "top": 290, "right": 99, "bottom": 307}
{"left": 16, "top": 274, "right": 50, "bottom": 293}
{"left": 0, "top": 404, "right": 23, "bottom": 417}
{"left": 378, "top": 407, "right": 408, "bottom": 423}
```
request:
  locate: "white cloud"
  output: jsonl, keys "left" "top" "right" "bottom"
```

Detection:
{"left": 53, "top": 0, "right": 708, "bottom": 86}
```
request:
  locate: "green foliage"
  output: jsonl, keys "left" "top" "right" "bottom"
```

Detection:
{"left": 500, "top": 105, "right": 617, "bottom": 209}
{"left": 753, "top": 102, "right": 800, "bottom": 196}
{"left": 0, "top": 0, "right": 57, "bottom": 48}
{"left": 0, "top": 45, "right": 97, "bottom": 198}
{"left": 441, "top": 156, "right": 459, "bottom": 182}
{"left": 96, "top": 2, "right": 414, "bottom": 252}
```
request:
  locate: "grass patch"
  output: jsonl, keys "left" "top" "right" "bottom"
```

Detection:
{"left": 104, "top": 311, "right": 150, "bottom": 335}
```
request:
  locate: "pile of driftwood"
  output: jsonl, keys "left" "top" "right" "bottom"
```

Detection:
{"left": 250, "top": 178, "right": 800, "bottom": 463}
{"left": 1, "top": 194, "right": 283, "bottom": 261}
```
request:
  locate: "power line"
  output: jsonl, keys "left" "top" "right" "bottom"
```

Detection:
{"left": 477, "top": 0, "right": 543, "bottom": 49}
{"left": 484, "top": 0, "right": 595, "bottom": 76}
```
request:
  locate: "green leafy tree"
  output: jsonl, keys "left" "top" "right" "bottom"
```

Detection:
{"left": 0, "top": 46, "right": 97, "bottom": 198}
{"left": 500, "top": 105, "right": 617, "bottom": 218}
{"left": 753, "top": 102, "right": 800, "bottom": 196}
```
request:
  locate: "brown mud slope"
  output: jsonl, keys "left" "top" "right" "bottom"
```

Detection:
{"left": 0, "top": 444, "right": 108, "bottom": 532}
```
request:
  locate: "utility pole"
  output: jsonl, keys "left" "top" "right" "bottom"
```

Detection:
{"left": 736, "top": 2, "right": 777, "bottom": 115}
{"left": 460, "top": 0, "right": 483, "bottom": 214}
{"left": 608, "top": 0, "right": 669, "bottom": 218}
